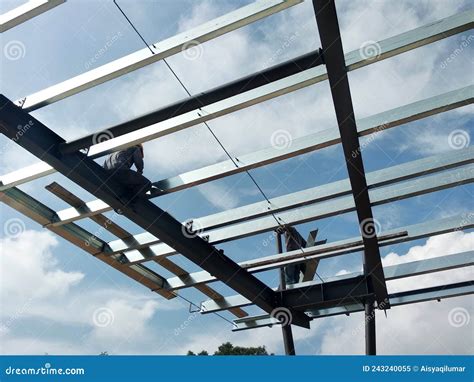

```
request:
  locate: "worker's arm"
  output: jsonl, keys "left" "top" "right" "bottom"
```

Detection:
{"left": 132, "top": 147, "right": 144, "bottom": 174}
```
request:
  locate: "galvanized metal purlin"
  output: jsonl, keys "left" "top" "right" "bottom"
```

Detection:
{"left": 45, "top": 181, "right": 248, "bottom": 318}
{"left": 17, "top": 0, "right": 302, "bottom": 110}
{"left": 312, "top": 0, "right": 387, "bottom": 307}
{"left": 108, "top": 163, "right": 474, "bottom": 260}
{"left": 166, "top": 213, "right": 474, "bottom": 290}
{"left": 58, "top": 48, "right": 325, "bottom": 154}
{"left": 232, "top": 281, "right": 474, "bottom": 331}
{"left": 2, "top": 56, "right": 472, "bottom": 190}
{"left": 55, "top": 8, "right": 474, "bottom": 154}
{"left": 0, "top": 95, "right": 310, "bottom": 329}
{"left": 0, "top": 0, "right": 65, "bottom": 33}
{"left": 200, "top": 251, "right": 474, "bottom": 313}
{"left": 0, "top": 186, "right": 176, "bottom": 300}
{"left": 44, "top": 88, "right": 474, "bottom": 226}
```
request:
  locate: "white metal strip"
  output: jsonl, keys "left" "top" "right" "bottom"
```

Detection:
{"left": 17, "top": 0, "right": 301, "bottom": 110}
{"left": 0, "top": 0, "right": 65, "bottom": 33}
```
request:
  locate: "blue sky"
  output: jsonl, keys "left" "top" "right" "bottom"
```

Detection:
{"left": 0, "top": 0, "right": 473, "bottom": 355}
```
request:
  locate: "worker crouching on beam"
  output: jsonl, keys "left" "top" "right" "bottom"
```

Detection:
{"left": 103, "top": 144, "right": 152, "bottom": 210}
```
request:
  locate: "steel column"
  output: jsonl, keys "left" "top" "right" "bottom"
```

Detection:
{"left": 277, "top": 232, "right": 296, "bottom": 355}
{"left": 365, "top": 296, "right": 376, "bottom": 355}
{"left": 312, "top": 0, "right": 388, "bottom": 307}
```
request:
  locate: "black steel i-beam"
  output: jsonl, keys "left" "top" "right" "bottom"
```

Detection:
{"left": 0, "top": 95, "right": 310, "bottom": 329}
{"left": 277, "top": 232, "right": 296, "bottom": 355}
{"left": 58, "top": 49, "right": 324, "bottom": 154}
{"left": 311, "top": 0, "right": 389, "bottom": 307}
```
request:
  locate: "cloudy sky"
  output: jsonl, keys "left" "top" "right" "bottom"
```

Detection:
{"left": 0, "top": 0, "right": 472, "bottom": 355}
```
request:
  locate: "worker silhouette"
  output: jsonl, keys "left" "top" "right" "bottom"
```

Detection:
{"left": 283, "top": 226, "right": 307, "bottom": 285}
{"left": 103, "top": 144, "right": 152, "bottom": 206}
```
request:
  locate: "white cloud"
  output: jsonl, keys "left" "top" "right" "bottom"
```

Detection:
{"left": 197, "top": 182, "right": 241, "bottom": 210}
{"left": 0, "top": 229, "right": 176, "bottom": 354}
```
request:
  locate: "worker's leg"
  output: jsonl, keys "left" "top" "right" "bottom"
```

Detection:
{"left": 284, "top": 264, "right": 301, "bottom": 285}
{"left": 125, "top": 170, "right": 152, "bottom": 199}
{"left": 104, "top": 169, "right": 151, "bottom": 202}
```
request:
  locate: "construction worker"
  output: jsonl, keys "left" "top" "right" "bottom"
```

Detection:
{"left": 103, "top": 144, "right": 152, "bottom": 205}
{"left": 283, "top": 226, "right": 307, "bottom": 285}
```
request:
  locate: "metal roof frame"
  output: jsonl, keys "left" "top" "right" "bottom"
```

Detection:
{"left": 2, "top": 10, "right": 472, "bottom": 190}
{"left": 1, "top": 0, "right": 472, "bottom": 354}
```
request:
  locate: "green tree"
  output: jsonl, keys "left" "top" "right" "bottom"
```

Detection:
{"left": 187, "top": 350, "right": 209, "bottom": 356}
{"left": 187, "top": 342, "right": 270, "bottom": 355}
